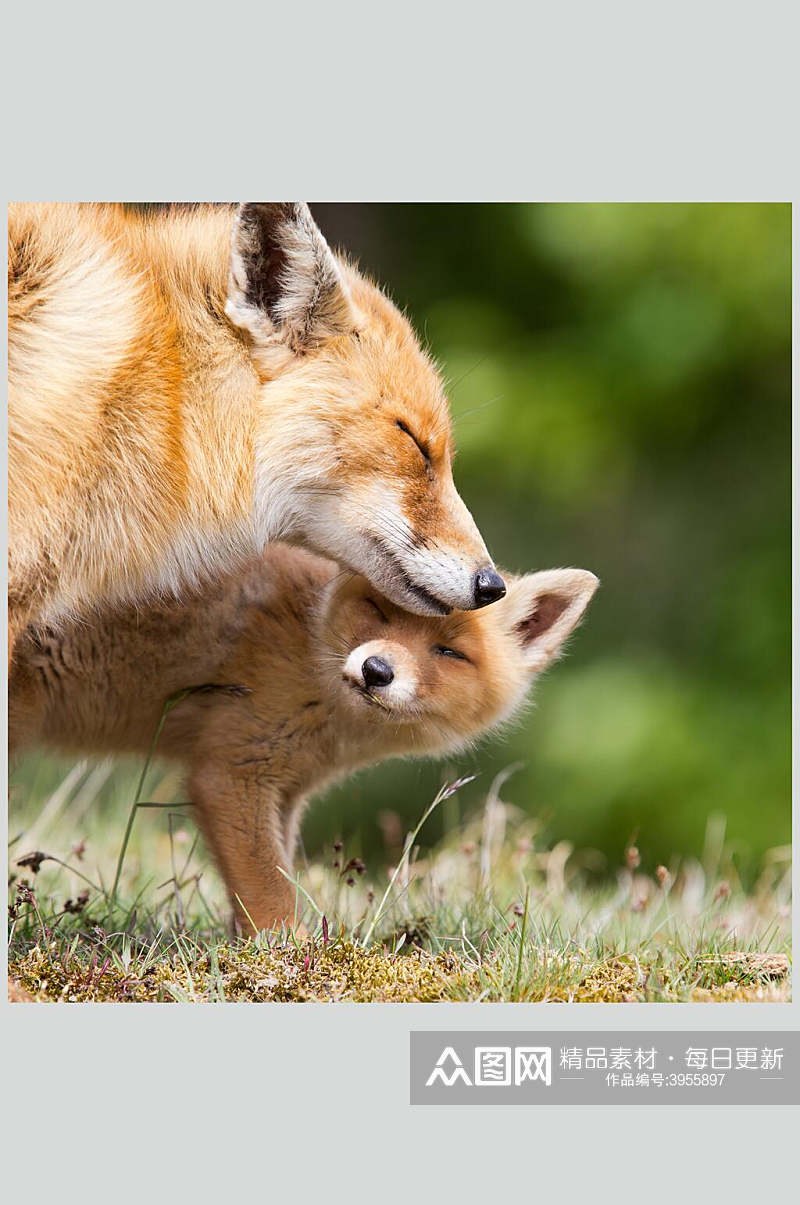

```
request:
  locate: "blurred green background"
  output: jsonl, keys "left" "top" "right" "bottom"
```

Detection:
{"left": 307, "top": 203, "right": 791, "bottom": 879}
{"left": 11, "top": 204, "right": 791, "bottom": 885}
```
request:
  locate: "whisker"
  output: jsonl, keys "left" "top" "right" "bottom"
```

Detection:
{"left": 453, "top": 394, "right": 504, "bottom": 422}
{"left": 444, "top": 353, "right": 491, "bottom": 395}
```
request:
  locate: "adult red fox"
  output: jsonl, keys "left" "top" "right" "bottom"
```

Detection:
{"left": 7, "top": 203, "right": 505, "bottom": 656}
{"left": 10, "top": 544, "right": 597, "bottom": 930}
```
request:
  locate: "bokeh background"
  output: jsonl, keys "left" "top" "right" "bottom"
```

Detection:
{"left": 11, "top": 204, "right": 791, "bottom": 886}
{"left": 309, "top": 203, "right": 791, "bottom": 881}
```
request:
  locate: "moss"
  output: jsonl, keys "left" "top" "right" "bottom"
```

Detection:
{"left": 569, "top": 951, "right": 792, "bottom": 1004}
{"left": 687, "top": 953, "right": 791, "bottom": 1001}
{"left": 572, "top": 956, "right": 646, "bottom": 1003}
{"left": 9, "top": 939, "right": 478, "bottom": 1004}
{"left": 689, "top": 982, "right": 790, "bottom": 1003}
{"left": 691, "top": 952, "right": 789, "bottom": 986}
{"left": 10, "top": 941, "right": 791, "bottom": 1004}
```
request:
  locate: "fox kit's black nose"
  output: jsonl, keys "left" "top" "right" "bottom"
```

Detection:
{"left": 362, "top": 656, "right": 394, "bottom": 688}
{"left": 473, "top": 567, "right": 506, "bottom": 608}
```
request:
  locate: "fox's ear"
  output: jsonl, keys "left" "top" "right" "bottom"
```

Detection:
{"left": 225, "top": 202, "right": 355, "bottom": 374}
{"left": 504, "top": 569, "right": 599, "bottom": 673}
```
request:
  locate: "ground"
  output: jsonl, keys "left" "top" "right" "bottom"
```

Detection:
{"left": 8, "top": 759, "right": 792, "bottom": 1004}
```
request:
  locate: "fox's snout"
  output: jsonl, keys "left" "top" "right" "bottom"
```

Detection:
{"left": 384, "top": 482, "right": 506, "bottom": 614}
{"left": 361, "top": 656, "right": 394, "bottom": 687}
{"left": 409, "top": 562, "right": 506, "bottom": 614}
{"left": 343, "top": 645, "right": 401, "bottom": 692}
{"left": 349, "top": 483, "right": 507, "bottom": 616}
{"left": 473, "top": 566, "right": 506, "bottom": 608}
{"left": 342, "top": 640, "right": 418, "bottom": 710}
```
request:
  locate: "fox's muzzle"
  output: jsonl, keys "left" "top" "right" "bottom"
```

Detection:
{"left": 473, "top": 567, "right": 506, "bottom": 608}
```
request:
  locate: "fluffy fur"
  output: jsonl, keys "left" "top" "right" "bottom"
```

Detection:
{"left": 10, "top": 544, "right": 597, "bottom": 930}
{"left": 8, "top": 202, "right": 499, "bottom": 655}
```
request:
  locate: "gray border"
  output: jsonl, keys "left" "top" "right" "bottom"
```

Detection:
{"left": 3, "top": 0, "right": 798, "bottom": 1188}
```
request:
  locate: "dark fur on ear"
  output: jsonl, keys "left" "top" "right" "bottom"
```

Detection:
{"left": 503, "top": 569, "right": 599, "bottom": 672}
{"left": 515, "top": 592, "right": 572, "bottom": 645}
{"left": 225, "top": 202, "right": 355, "bottom": 374}
{"left": 236, "top": 203, "right": 297, "bottom": 323}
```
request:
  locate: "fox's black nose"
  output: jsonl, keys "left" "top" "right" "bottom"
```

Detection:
{"left": 473, "top": 567, "right": 506, "bottom": 608}
{"left": 362, "top": 656, "right": 394, "bottom": 688}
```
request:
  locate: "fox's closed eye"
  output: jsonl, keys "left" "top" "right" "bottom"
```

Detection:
{"left": 396, "top": 419, "right": 430, "bottom": 465}
{"left": 433, "top": 644, "right": 468, "bottom": 662}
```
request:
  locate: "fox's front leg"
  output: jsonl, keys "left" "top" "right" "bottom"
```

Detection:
{"left": 188, "top": 760, "right": 300, "bottom": 933}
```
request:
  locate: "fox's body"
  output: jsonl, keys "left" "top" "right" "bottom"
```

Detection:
{"left": 8, "top": 202, "right": 502, "bottom": 654}
{"left": 11, "top": 543, "right": 597, "bottom": 930}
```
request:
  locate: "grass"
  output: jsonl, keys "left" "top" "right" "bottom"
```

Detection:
{"left": 7, "top": 755, "right": 792, "bottom": 1003}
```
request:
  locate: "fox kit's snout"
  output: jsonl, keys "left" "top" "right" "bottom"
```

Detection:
{"left": 227, "top": 202, "right": 504, "bottom": 615}
{"left": 324, "top": 565, "right": 599, "bottom": 752}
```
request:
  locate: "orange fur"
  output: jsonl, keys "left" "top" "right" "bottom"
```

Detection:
{"left": 10, "top": 544, "right": 597, "bottom": 930}
{"left": 8, "top": 202, "right": 499, "bottom": 655}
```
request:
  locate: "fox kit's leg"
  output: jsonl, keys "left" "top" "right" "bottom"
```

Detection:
{"left": 7, "top": 643, "right": 47, "bottom": 755}
{"left": 188, "top": 760, "right": 299, "bottom": 933}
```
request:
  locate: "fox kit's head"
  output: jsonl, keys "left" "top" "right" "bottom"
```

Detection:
{"left": 318, "top": 566, "right": 599, "bottom": 755}
{"left": 225, "top": 202, "right": 505, "bottom": 617}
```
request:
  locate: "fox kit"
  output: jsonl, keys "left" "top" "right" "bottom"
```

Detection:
{"left": 10, "top": 544, "right": 597, "bottom": 930}
{"left": 8, "top": 202, "right": 504, "bottom": 655}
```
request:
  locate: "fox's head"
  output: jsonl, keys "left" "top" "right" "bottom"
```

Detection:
{"left": 318, "top": 566, "right": 599, "bottom": 755}
{"left": 225, "top": 202, "right": 505, "bottom": 616}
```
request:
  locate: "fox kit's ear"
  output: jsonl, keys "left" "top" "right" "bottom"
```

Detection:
{"left": 504, "top": 569, "right": 599, "bottom": 673}
{"left": 225, "top": 202, "right": 356, "bottom": 374}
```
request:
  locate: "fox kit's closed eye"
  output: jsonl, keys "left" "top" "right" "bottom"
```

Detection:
{"left": 10, "top": 546, "right": 597, "bottom": 930}
{"left": 8, "top": 202, "right": 502, "bottom": 656}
